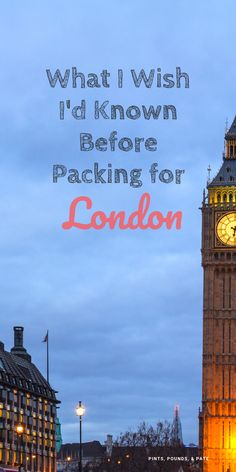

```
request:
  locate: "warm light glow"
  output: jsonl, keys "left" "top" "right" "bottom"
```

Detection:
{"left": 67, "top": 457, "right": 71, "bottom": 462}
{"left": 16, "top": 424, "right": 24, "bottom": 435}
{"left": 231, "top": 436, "right": 236, "bottom": 449}
{"left": 216, "top": 212, "right": 236, "bottom": 246}
{"left": 75, "top": 403, "right": 85, "bottom": 417}
{"left": 26, "top": 457, "right": 29, "bottom": 462}
{"left": 32, "top": 455, "right": 36, "bottom": 459}
{"left": 126, "top": 454, "right": 130, "bottom": 458}
{"left": 117, "top": 460, "right": 121, "bottom": 465}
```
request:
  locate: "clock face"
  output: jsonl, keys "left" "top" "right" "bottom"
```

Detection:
{"left": 216, "top": 213, "right": 236, "bottom": 246}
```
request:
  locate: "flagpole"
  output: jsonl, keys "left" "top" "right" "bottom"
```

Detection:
{"left": 47, "top": 330, "right": 49, "bottom": 383}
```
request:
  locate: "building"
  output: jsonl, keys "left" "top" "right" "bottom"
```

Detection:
{"left": 199, "top": 116, "right": 236, "bottom": 471}
{"left": 56, "top": 418, "right": 62, "bottom": 454}
{"left": 171, "top": 405, "right": 183, "bottom": 446}
{"left": 57, "top": 440, "right": 106, "bottom": 470}
{"left": 0, "top": 327, "right": 60, "bottom": 472}
{"left": 105, "top": 445, "right": 197, "bottom": 472}
{"left": 57, "top": 435, "right": 199, "bottom": 471}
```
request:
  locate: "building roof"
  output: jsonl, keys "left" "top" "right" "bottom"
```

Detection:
{"left": 58, "top": 442, "right": 105, "bottom": 459}
{"left": 225, "top": 115, "right": 236, "bottom": 140}
{"left": 208, "top": 158, "right": 236, "bottom": 188}
{"left": 0, "top": 341, "right": 58, "bottom": 402}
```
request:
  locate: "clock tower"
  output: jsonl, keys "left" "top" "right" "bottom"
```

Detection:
{"left": 199, "top": 116, "right": 236, "bottom": 472}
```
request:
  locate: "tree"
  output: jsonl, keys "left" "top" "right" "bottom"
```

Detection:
{"left": 92, "top": 421, "right": 191, "bottom": 472}
{"left": 115, "top": 421, "right": 173, "bottom": 448}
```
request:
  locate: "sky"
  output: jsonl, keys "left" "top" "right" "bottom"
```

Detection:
{"left": 0, "top": 0, "right": 236, "bottom": 447}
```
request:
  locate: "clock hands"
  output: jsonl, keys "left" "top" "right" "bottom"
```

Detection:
{"left": 231, "top": 225, "right": 236, "bottom": 237}
{"left": 217, "top": 214, "right": 236, "bottom": 245}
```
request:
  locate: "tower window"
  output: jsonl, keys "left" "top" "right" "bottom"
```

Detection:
{"left": 217, "top": 193, "right": 221, "bottom": 203}
{"left": 227, "top": 167, "right": 231, "bottom": 172}
{"left": 223, "top": 193, "right": 227, "bottom": 202}
{"left": 219, "top": 176, "right": 224, "bottom": 181}
{"left": 230, "top": 176, "right": 234, "bottom": 181}
{"left": 229, "top": 193, "right": 233, "bottom": 202}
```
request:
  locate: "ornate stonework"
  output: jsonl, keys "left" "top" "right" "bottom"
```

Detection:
{"left": 199, "top": 117, "right": 236, "bottom": 472}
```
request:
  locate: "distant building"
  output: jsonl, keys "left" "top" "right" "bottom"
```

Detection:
{"left": 171, "top": 405, "right": 183, "bottom": 446}
{"left": 57, "top": 440, "right": 106, "bottom": 470}
{"left": 104, "top": 435, "right": 112, "bottom": 458}
{"left": 0, "top": 327, "right": 60, "bottom": 472}
{"left": 56, "top": 418, "right": 62, "bottom": 453}
{"left": 57, "top": 433, "right": 199, "bottom": 471}
{"left": 109, "top": 445, "right": 197, "bottom": 472}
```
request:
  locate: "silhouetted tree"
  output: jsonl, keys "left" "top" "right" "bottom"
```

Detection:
{"left": 115, "top": 421, "right": 172, "bottom": 447}
{"left": 92, "top": 421, "right": 192, "bottom": 472}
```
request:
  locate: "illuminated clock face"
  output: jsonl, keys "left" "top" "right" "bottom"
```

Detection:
{"left": 216, "top": 213, "right": 236, "bottom": 246}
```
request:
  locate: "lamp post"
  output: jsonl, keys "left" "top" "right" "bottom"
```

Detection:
{"left": 32, "top": 454, "right": 36, "bottom": 472}
{"left": 75, "top": 402, "right": 85, "bottom": 472}
{"left": 16, "top": 424, "right": 24, "bottom": 471}
{"left": 66, "top": 456, "right": 71, "bottom": 472}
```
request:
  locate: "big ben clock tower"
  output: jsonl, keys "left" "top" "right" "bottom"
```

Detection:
{"left": 199, "top": 116, "right": 236, "bottom": 472}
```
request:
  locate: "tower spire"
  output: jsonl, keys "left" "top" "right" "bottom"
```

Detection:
{"left": 225, "top": 116, "right": 236, "bottom": 159}
{"left": 207, "top": 164, "right": 212, "bottom": 186}
{"left": 171, "top": 405, "right": 183, "bottom": 446}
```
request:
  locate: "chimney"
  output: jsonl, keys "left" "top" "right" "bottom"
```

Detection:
{"left": 105, "top": 435, "right": 113, "bottom": 457}
{"left": 11, "top": 326, "right": 31, "bottom": 362}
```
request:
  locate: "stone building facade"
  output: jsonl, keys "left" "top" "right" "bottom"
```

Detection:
{"left": 0, "top": 327, "right": 59, "bottom": 472}
{"left": 199, "top": 117, "right": 236, "bottom": 472}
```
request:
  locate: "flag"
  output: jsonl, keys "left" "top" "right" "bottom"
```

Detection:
{"left": 42, "top": 331, "right": 48, "bottom": 343}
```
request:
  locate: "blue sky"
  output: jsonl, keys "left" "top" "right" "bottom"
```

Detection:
{"left": 0, "top": 0, "right": 236, "bottom": 446}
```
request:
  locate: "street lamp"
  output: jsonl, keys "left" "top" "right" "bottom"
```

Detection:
{"left": 16, "top": 425, "right": 24, "bottom": 435}
{"left": 75, "top": 402, "right": 85, "bottom": 472}
{"left": 16, "top": 424, "right": 25, "bottom": 469}
{"left": 66, "top": 456, "right": 71, "bottom": 472}
{"left": 32, "top": 454, "right": 36, "bottom": 472}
